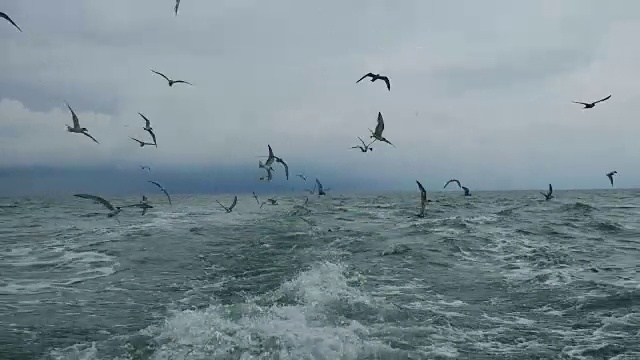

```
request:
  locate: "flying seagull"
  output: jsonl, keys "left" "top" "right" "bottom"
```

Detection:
{"left": 148, "top": 181, "right": 172, "bottom": 205}
{"left": 606, "top": 171, "right": 617, "bottom": 187}
{"left": 150, "top": 69, "right": 192, "bottom": 87}
{"left": 260, "top": 198, "right": 278, "bottom": 209}
{"left": 217, "top": 195, "right": 238, "bottom": 213}
{"left": 129, "top": 137, "right": 156, "bottom": 147}
{"left": 275, "top": 156, "right": 289, "bottom": 180}
{"left": 461, "top": 186, "right": 471, "bottom": 196}
{"left": 65, "top": 103, "right": 100, "bottom": 144}
{"left": 296, "top": 174, "right": 307, "bottom": 182}
{"left": 416, "top": 180, "right": 427, "bottom": 217}
{"left": 0, "top": 12, "right": 22, "bottom": 32}
{"left": 356, "top": 73, "right": 391, "bottom": 91}
{"left": 351, "top": 136, "right": 374, "bottom": 152}
{"left": 138, "top": 113, "right": 157, "bottom": 147}
{"left": 74, "top": 194, "right": 121, "bottom": 218}
{"left": 252, "top": 192, "right": 260, "bottom": 205}
{"left": 540, "top": 184, "right": 553, "bottom": 201}
{"left": 444, "top": 179, "right": 462, "bottom": 189}
{"left": 140, "top": 165, "right": 151, "bottom": 172}
{"left": 174, "top": 0, "right": 181, "bottom": 15}
{"left": 572, "top": 94, "right": 611, "bottom": 109}
{"left": 316, "top": 178, "right": 326, "bottom": 196}
{"left": 122, "top": 195, "right": 153, "bottom": 216}
{"left": 369, "top": 112, "right": 395, "bottom": 147}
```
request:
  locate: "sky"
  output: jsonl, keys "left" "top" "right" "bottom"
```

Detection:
{"left": 2, "top": 0, "right": 640, "bottom": 196}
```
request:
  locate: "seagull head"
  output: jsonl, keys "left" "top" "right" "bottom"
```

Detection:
{"left": 81, "top": 127, "right": 88, "bottom": 132}
{"left": 65, "top": 125, "right": 73, "bottom": 132}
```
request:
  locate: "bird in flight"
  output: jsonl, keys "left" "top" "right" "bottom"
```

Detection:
{"left": 356, "top": 73, "right": 391, "bottom": 91}
{"left": 461, "top": 186, "right": 471, "bottom": 196}
{"left": 444, "top": 179, "right": 462, "bottom": 189}
{"left": 148, "top": 181, "right": 172, "bottom": 205}
{"left": 1, "top": 11, "right": 21, "bottom": 32}
{"left": 150, "top": 69, "right": 192, "bottom": 87}
{"left": 540, "top": 184, "right": 554, "bottom": 201}
{"left": 174, "top": 0, "right": 181, "bottom": 16}
{"left": 316, "top": 178, "right": 326, "bottom": 196}
{"left": 65, "top": 103, "right": 100, "bottom": 144}
{"left": 351, "top": 137, "right": 374, "bottom": 152}
{"left": 140, "top": 165, "right": 151, "bottom": 172}
{"left": 606, "top": 171, "right": 617, "bottom": 187}
{"left": 296, "top": 174, "right": 307, "bottom": 182}
{"left": 122, "top": 195, "right": 153, "bottom": 216}
{"left": 416, "top": 180, "right": 427, "bottom": 217}
{"left": 217, "top": 195, "right": 238, "bottom": 213}
{"left": 138, "top": 113, "right": 157, "bottom": 147}
{"left": 369, "top": 112, "right": 395, "bottom": 147}
{"left": 74, "top": 194, "right": 122, "bottom": 218}
{"left": 260, "top": 198, "right": 278, "bottom": 209}
{"left": 130, "top": 137, "right": 156, "bottom": 147}
{"left": 572, "top": 94, "right": 611, "bottom": 109}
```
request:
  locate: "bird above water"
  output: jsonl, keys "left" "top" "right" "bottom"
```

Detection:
{"left": 416, "top": 180, "right": 427, "bottom": 217}
{"left": 138, "top": 113, "right": 157, "bottom": 147}
{"left": 0, "top": 11, "right": 22, "bottom": 32}
{"left": 369, "top": 112, "right": 395, "bottom": 147}
{"left": 65, "top": 103, "right": 100, "bottom": 144}
{"left": 540, "top": 184, "right": 554, "bottom": 201}
{"left": 217, "top": 195, "right": 238, "bottom": 213}
{"left": 148, "top": 181, "right": 172, "bottom": 205}
{"left": 356, "top": 73, "right": 391, "bottom": 91}
{"left": 606, "top": 171, "right": 617, "bottom": 187}
{"left": 73, "top": 194, "right": 121, "bottom": 218}
{"left": 572, "top": 94, "right": 611, "bottom": 109}
{"left": 150, "top": 69, "right": 192, "bottom": 87}
{"left": 252, "top": 192, "right": 260, "bottom": 205}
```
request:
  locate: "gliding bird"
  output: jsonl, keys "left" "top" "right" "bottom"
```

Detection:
{"left": 0, "top": 11, "right": 22, "bottom": 32}
{"left": 150, "top": 69, "right": 192, "bottom": 87}
{"left": 369, "top": 112, "right": 395, "bottom": 147}
{"left": 65, "top": 103, "right": 100, "bottom": 144}
{"left": 572, "top": 94, "right": 611, "bottom": 109}
{"left": 606, "top": 171, "right": 617, "bottom": 187}
{"left": 73, "top": 194, "right": 121, "bottom": 218}
{"left": 148, "top": 181, "right": 172, "bottom": 205}
{"left": 356, "top": 72, "right": 391, "bottom": 91}
{"left": 541, "top": 184, "right": 554, "bottom": 201}
{"left": 138, "top": 113, "right": 157, "bottom": 147}
{"left": 296, "top": 174, "right": 307, "bottom": 182}
{"left": 217, "top": 196, "right": 238, "bottom": 213}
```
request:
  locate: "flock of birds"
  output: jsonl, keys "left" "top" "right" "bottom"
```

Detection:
{"left": 1, "top": 6, "right": 622, "bottom": 220}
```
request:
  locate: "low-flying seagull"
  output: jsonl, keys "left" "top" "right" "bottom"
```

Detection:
{"left": 0, "top": 11, "right": 22, "bottom": 32}
{"left": 356, "top": 73, "right": 391, "bottom": 91}
{"left": 65, "top": 103, "right": 99, "bottom": 144}
{"left": 275, "top": 156, "right": 289, "bottom": 180}
{"left": 541, "top": 184, "right": 554, "bottom": 201}
{"left": 416, "top": 180, "right": 427, "bottom": 217}
{"left": 444, "top": 179, "right": 462, "bottom": 189}
{"left": 122, "top": 195, "right": 153, "bottom": 216}
{"left": 296, "top": 174, "right": 307, "bottom": 182}
{"left": 351, "top": 136, "right": 374, "bottom": 152}
{"left": 369, "top": 112, "right": 395, "bottom": 147}
{"left": 217, "top": 195, "right": 238, "bottom": 213}
{"left": 462, "top": 186, "right": 471, "bottom": 196}
{"left": 74, "top": 194, "right": 121, "bottom": 218}
{"left": 130, "top": 137, "right": 156, "bottom": 147}
{"left": 138, "top": 113, "right": 157, "bottom": 147}
{"left": 140, "top": 165, "right": 151, "bottom": 172}
{"left": 174, "top": 0, "right": 181, "bottom": 16}
{"left": 572, "top": 94, "right": 611, "bottom": 109}
{"left": 148, "top": 181, "right": 172, "bottom": 205}
{"left": 260, "top": 198, "right": 278, "bottom": 209}
{"left": 316, "top": 178, "right": 326, "bottom": 196}
{"left": 606, "top": 171, "right": 617, "bottom": 187}
{"left": 150, "top": 69, "right": 192, "bottom": 87}
{"left": 252, "top": 192, "right": 260, "bottom": 205}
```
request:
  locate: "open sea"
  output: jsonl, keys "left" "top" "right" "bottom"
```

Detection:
{"left": 1, "top": 189, "right": 639, "bottom": 359}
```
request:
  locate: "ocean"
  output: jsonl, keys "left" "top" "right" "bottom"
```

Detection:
{"left": 1, "top": 189, "right": 639, "bottom": 359}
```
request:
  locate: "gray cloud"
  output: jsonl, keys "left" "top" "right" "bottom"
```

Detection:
{"left": 2, "top": 0, "right": 640, "bottom": 194}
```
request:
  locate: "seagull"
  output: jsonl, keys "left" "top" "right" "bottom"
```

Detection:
{"left": 65, "top": 103, "right": 100, "bottom": 144}
{"left": 316, "top": 178, "right": 326, "bottom": 196}
{"left": 122, "top": 195, "right": 153, "bottom": 216}
{"left": 540, "top": 184, "right": 554, "bottom": 201}
{"left": 140, "top": 165, "right": 151, "bottom": 172}
{"left": 148, "top": 181, "right": 172, "bottom": 205}
{"left": 351, "top": 136, "right": 374, "bottom": 152}
{"left": 462, "top": 186, "right": 471, "bottom": 196}
{"left": 572, "top": 94, "right": 611, "bottom": 109}
{"left": 275, "top": 156, "right": 289, "bottom": 180}
{"left": 260, "top": 198, "right": 278, "bottom": 208}
{"left": 129, "top": 137, "right": 156, "bottom": 147}
{"left": 444, "top": 179, "right": 462, "bottom": 189}
{"left": 174, "top": 0, "right": 181, "bottom": 16}
{"left": 0, "top": 12, "right": 22, "bottom": 32}
{"left": 138, "top": 113, "right": 157, "bottom": 147}
{"left": 606, "top": 171, "right": 617, "bottom": 187}
{"left": 369, "top": 112, "right": 395, "bottom": 147}
{"left": 296, "top": 174, "right": 307, "bottom": 182}
{"left": 217, "top": 195, "right": 238, "bottom": 213}
{"left": 416, "top": 180, "right": 427, "bottom": 217}
{"left": 150, "top": 69, "right": 192, "bottom": 87}
{"left": 356, "top": 73, "right": 391, "bottom": 91}
{"left": 73, "top": 194, "right": 121, "bottom": 218}
{"left": 252, "top": 192, "right": 260, "bottom": 205}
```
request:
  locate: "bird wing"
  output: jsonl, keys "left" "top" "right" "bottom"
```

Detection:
{"left": 315, "top": 178, "right": 323, "bottom": 192}
{"left": 548, "top": 184, "right": 553, "bottom": 195}
{"left": 356, "top": 73, "right": 374, "bottom": 83}
{"left": 151, "top": 69, "right": 171, "bottom": 82}
{"left": 145, "top": 129, "right": 157, "bottom": 145}
{"left": 175, "top": 0, "right": 181, "bottom": 15}
{"left": 266, "top": 145, "right": 275, "bottom": 166}
{"left": 141, "top": 207, "right": 148, "bottom": 216}
{"left": 594, "top": 94, "right": 612, "bottom": 104}
{"left": 173, "top": 80, "right": 193, "bottom": 86}
{"left": 462, "top": 186, "right": 469, "bottom": 194}
{"left": 74, "top": 194, "right": 116, "bottom": 211}
{"left": 216, "top": 200, "right": 228, "bottom": 211}
{"left": 253, "top": 192, "right": 260, "bottom": 204}
{"left": 66, "top": 103, "right": 80, "bottom": 128}
{"left": 229, "top": 196, "right": 238, "bottom": 210}
{"left": 82, "top": 132, "right": 100, "bottom": 144}
{"left": 1, "top": 12, "right": 22, "bottom": 32}
{"left": 276, "top": 157, "right": 289, "bottom": 179}
{"left": 381, "top": 76, "right": 391, "bottom": 91}
{"left": 416, "top": 180, "right": 426, "bottom": 200}
{"left": 444, "top": 179, "right": 460, "bottom": 188}
{"left": 142, "top": 195, "right": 148, "bottom": 202}
{"left": 139, "top": 113, "right": 151, "bottom": 127}
{"left": 149, "top": 181, "right": 172, "bottom": 204}
{"left": 374, "top": 112, "right": 384, "bottom": 135}
{"left": 572, "top": 101, "right": 589, "bottom": 106}
{"left": 130, "top": 137, "right": 143, "bottom": 144}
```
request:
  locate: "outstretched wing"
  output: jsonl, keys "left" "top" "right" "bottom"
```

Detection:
{"left": 444, "top": 179, "right": 460, "bottom": 188}
{"left": 74, "top": 193, "right": 116, "bottom": 211}
{"left": 150, "top": 69, "right": 171, "bottom": 82}
{"left": 572, "top": 101, "right": 589, "bottom": 106}
{"left": 315, "top": 178, "right": 323, "bottom": 193}
{"left": 82, "top": 132, "right": 100, "bottom": 144}
{"left": 145, "top": 129, "right": 157, "bottom": 146}
{"left": 356, "top": 73, "right": 374, "bottom": 83}
{"left": 173, "top": 80, "right": 193, "bottom": 86}
{"left": 216, "top": 200, "right": 228, "bottom": 211}
{"left": 548, "top": 184, "right": 553, "bottom": 195}
{"left": 139, "top": 112, "right": 151, "bottom": 127}
{"left": 175, "top": 0, "right": 181, "bottom": 15}
{"left": 66, "top": 103, "right": 80, "bottom": 128}
{"left": 594, "top": 94, "right": 612, "bottom": 104}
{"left": 374, "top": 112, "right": 384, "bottom": 135}
{"left": 276, "top": 157, "right": 289, "bottom": 180}
{"left": 130, "top": 137, "right": 143, "bottom": 145}
{"left": 149, "top": 181, "right": 172, "bottom": 204}
{"left": 0, "top": 12, "right": 22, "bottom": 32}
{"left": 381, "top": 76, "right": 391, "bottom": 91}
{"left": 252, "top": 192, "right": 260, "bottom": 204}
{"left": 229, "top": 195, "right": 238, "bottom": 210}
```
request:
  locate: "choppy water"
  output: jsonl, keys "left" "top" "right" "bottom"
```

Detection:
{"left": 1, "top": 189, "right": 639, "bottom": 359}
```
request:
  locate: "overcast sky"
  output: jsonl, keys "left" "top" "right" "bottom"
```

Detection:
{"left": 2, "top": 0, "right": 640, "bottom": 195}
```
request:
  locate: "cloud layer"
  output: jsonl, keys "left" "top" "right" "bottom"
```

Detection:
{"left": 3, "top": 0, "right": 640, "bottom": 193}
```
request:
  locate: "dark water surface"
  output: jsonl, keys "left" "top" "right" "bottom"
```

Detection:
{"left": 1, "top": 189, "right": 639, "bottom": 359}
